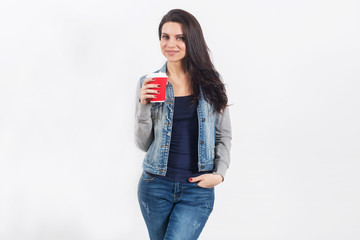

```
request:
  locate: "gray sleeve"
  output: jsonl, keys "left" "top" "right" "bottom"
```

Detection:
{"left": 134, "top": 78, "right": 154, "bottom": 152}
{"left": 213, "top": 107, "right": 232, "bottom": 179}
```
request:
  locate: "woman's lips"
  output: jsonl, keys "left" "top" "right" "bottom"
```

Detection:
{"left": 166, "top": 50, "right": 179, "bottom": 56}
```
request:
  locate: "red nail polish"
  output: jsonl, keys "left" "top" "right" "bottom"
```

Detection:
{"left": 189, "top": 178, "right": 193, "bottom": 182}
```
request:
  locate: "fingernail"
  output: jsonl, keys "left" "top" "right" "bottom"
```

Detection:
{"left": 189, "top": 178, "right": 193, "bottom": 182}
{"left": 157, "top": 85, "right": 161, "bottom": 87}
{"left": 157, "top": 91, "right": 160, "bottom": 94}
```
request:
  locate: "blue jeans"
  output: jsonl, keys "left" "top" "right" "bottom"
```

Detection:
{"left": 138, "top": 171, "right": 215, "bottom": 240}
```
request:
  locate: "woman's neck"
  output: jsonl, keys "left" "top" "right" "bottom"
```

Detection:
{"left": 166, "top": 61, "right": 185, "bottom": 77}
{"left": 166, "top": 61, "right": 192, "bottom": 96}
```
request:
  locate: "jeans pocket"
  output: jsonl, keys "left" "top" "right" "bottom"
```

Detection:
{"left": 141, "top": 171, "right": 156, "bottom": 183}
{"left": 194, "top": 182, "right": 214, "bottom": 190}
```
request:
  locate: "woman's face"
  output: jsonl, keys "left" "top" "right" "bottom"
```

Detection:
{"left": 160, "top": 22, "right": 186, "bottom": 62}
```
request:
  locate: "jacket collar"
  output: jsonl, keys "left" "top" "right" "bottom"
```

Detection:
{"left": 157, "top": 62, "right": 167, "bottom": 73}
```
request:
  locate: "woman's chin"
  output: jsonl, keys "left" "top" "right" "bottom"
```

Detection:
{"left": 165, "top": 57, "right": 185, "bottom": 63}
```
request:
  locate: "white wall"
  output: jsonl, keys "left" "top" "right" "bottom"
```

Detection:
{"left": 1, "top": 0, "right": 359, "bottom": 239}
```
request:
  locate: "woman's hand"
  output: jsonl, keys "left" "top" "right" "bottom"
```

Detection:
{"left": 189, "top": 173, "right": 223, "bottom": 188}
{"left": 139, "top": 78, "right": 160, "bottom": 105}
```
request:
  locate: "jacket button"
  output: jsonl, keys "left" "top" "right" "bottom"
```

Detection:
{"left": 201, "top": 165, "right": 205, "bottom": 169}
{"left": 202, "top": 118, "right": 206, "bottom": 122}
{"left": 200, "top": 140, "right": 204, "bottom": 144}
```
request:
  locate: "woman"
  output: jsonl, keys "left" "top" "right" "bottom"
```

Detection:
{"left": 135, "top": 9, "right": 231, "bottom": 240}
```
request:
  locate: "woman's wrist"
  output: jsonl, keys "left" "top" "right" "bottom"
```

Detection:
{"left": 213, "top": 173, "right": 224, "bottom": 183}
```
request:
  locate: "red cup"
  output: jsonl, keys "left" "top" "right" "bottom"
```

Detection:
{"left": 146, "top": 72, "right": 168, "bottom": 102}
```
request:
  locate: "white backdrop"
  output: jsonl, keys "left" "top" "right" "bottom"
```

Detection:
{"left": 1, "top": 0, "right": 359, "bottom": 239}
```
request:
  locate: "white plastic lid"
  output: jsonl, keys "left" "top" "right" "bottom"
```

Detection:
{"left": 146, "top": 72, "right": 167, "bottom": 78}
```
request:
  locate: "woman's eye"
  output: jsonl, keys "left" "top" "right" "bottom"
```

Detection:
{"left": 162, "top": 35, "right": 169, "bottom": 39}
{"left": 177, "top": 37, "right": 184, "bottom": 41}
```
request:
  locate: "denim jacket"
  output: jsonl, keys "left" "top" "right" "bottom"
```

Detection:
{"left": 135, "top": 63, "right": 232, "bottom": 178}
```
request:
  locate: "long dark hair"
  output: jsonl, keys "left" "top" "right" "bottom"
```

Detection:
{"left": 158, "top": 9, "right": 228, "bottom": 113}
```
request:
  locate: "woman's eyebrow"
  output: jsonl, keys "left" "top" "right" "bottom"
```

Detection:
{"left": 161, "top": 32, "right": 183, "bottom": 36}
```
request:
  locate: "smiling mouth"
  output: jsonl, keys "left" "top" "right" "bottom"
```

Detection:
{"left": 166, "top": 51, "right": 179, "bottom": 55}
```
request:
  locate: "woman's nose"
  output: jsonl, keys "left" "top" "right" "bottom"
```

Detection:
{"left": 167, "top": 37, "right": 176, "bottom": 47}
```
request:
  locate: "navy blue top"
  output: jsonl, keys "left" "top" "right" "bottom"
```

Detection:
{"left": 148, "top": 95, "right": 210, "bottom": 182}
